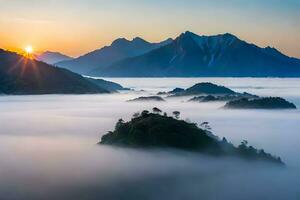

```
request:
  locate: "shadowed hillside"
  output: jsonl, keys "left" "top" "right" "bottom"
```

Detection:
{"left": 0, "top": 49, "right": 110, "bottom": 94}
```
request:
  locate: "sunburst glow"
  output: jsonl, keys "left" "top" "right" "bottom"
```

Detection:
{"left": 25, "top": 45, "right": 33, "bottom": 54}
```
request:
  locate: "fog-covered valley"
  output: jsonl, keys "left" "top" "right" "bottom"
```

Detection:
{"left": 0, "top": 78, "right": 300, "bottom": 200}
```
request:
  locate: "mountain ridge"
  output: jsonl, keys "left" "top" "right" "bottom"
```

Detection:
{"left": 93, "top": 31, "right": 300, "bottom": 77}
{"left": 56, "top": 37, "right": 173, "bottom": 75}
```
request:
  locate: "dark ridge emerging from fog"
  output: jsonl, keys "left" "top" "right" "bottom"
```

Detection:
{"left": 161, "top": 82, "right": 296, "bottom": 109}
{"left": 127, "top": 96, "right": 165, "bottom": 102}
{"left": 188, "top": 92, "right": 259, "bottom": 102}
{"left": 100, "top": 110, "right": 284, "bottom": 165}
{"left": 93, "top": 31, "right": 300, "bottom": 77}
{"left": 184, "top": 82, "right": 235, "bottom": 95}
{"left": 0, "top": 49, "right": 124, "bottom": 94}
{"left": 85, "top": 77, "right": 129, "bottom": 92}
{"left": 176, "top": 82, "right": 259, "bottom": 101}
{"left": 224, "top": 97, "right": 297, "bottom": 109}
{"left": 166, "top": 82, "right": 238, "bottom": 97}
{"left": 157, "top": 87, "right": 185, "bottom": 95}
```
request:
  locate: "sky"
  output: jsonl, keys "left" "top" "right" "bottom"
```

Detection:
{"left": 0, "top": 0, "right": 299, "bottom": 58}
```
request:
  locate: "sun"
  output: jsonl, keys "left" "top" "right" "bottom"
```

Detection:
{"left": 24, "top": 45, "right": 33, "bottom": 54}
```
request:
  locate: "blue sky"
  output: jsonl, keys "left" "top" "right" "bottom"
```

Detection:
{"left": 0, "top": 0, "right": 299, "bottom": 57}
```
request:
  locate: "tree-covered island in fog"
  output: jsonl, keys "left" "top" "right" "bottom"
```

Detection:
{"left": 158, "top": 82, "right": 297, "bottom": 109}
{"left": 164, "top": 82, "right": 258, "bottom": 99}
{"left": 99, "top": 108, "right": 284, "bottom": 165}
{"left": 167, "top": 82, "right": 235, "bottom": 96}
{"left": 224, "top": 97, "right": 297, "bottom": 109}
{"left": 127, "top": 96, "right": 165, "bottom": 102}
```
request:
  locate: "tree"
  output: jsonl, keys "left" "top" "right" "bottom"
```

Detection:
{"left": 185, "top": 118, "right": 191, "bottom": 123}
{"left": 242, "top": 140, "right": 248, "bottom": 146}
{"left": 248, "top": 146, "right": 257, "bottom": 155}
{"left": 238, "top": 140, "right": 248, "bottom": 151}
{"left": 163, "top": 112, "right": 167, "bottom": 117}
{"left": 115, "top": 118, "right": 124, "bottom": 130}
{"left": 172, "top": 111, "right": 180, "bottom": 119}
{"left": 132, "top": 112, "right": 140, "bottom": 118}
{"left": 200, "top": 122, "right": 212, "bottom": 131}
{"left": 141, "top": 110, "right": 150, "bottom": 117}
{"left": 259, "top": 149, "right": 267, "bottom": 156}
{"left": 152, "top": 107, "right": 162, "bottom": 114}
{"left": 222, "top": 137, "right": 228, "bottom": 143}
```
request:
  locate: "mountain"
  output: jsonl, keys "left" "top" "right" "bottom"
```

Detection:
{"left": 56, "top": 37, "right": 173, "bottom": 75}
{"left": 97, "top": 31, "right": 300, "bottom": 77}
{"left": 35, "top": 51, "right": 73, "bottom": 64}
{"left": 0, "top": 49, "right": 111, "bottom": 94}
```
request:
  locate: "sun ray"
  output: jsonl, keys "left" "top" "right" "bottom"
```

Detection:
{"left": 23, "top": 45, "right": 34, "bottom": 59}
{"left": 25, "top": 45, "right": 33, "bottom": 54}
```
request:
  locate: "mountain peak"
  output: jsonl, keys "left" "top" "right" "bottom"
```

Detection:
{"left": 132, "top": 37, "right": 151, "bottom": 45}
{"left": 36, "top": 51, "right": 73, "bottom": 64}
{"left": 44, "top": 50, "right": 57, "bottom": 54}
{"left": 179, "top": 31, "right": 193, "bottom": 37}
{"left": 181, "top": 31, "right": 238, "bottom": 40}
{"left": 42, "top": 51, "right": 70, "bottom": 56}
{"left": 177, "top": 31, "right": 195, "bottom": 40}
{"left": 111, "top": 37, "right": 150, "bottom": 47}
{"left": 177, "top": 31, "right": 240, "bottom": 52}
{"left": 265, "top": 46, "right": 276, "bottom": 51}
{"left": 111, "top": 38, "right": 130, "bottom": 46}
{"left": 184, "top": 30, "right": 195, "bottom": 35}
{"left": 132, "top": 37, "right": 147, "bottom": 42}
{"left": 221, "top": 33, "right": 238, "bottom": 40}
{"left": 222, "top": 32, "right": 236, "bottom": 37}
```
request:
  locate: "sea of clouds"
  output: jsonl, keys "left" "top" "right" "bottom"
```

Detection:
{"left": 0, "top": 78, "right": 299, "bottom": 200}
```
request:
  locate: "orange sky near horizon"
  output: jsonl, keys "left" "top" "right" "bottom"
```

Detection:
{"left": 0, "top": 0, "right": 299, "bottom": 58}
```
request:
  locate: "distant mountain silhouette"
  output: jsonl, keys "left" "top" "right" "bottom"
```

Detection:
{"left": 0, "top": 49, "right": 113, "bottom": 94}
{"left": 35, "top": 51, "right": 73, "bottom": 64}
{"left": 95, "top": 31, "right": 300, "bottom": 77}
{"left": 56, "top": 37, "right": 173, "bottom": 75}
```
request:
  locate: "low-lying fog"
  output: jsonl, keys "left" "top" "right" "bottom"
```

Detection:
{"left": 0, "top": 78, "right": 299, "bottom": 200}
